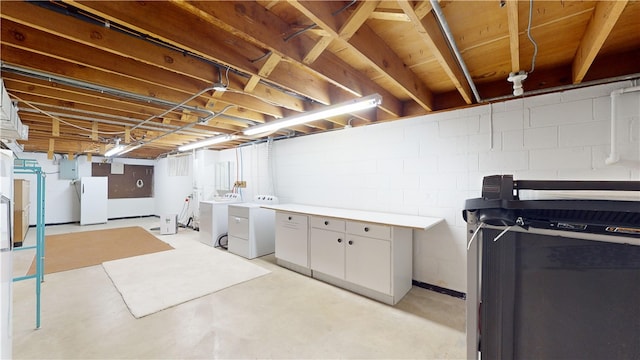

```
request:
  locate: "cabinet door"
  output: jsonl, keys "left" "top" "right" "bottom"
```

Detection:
{"left": 275, "top": 212, "right": 308, "bottom": 267}
{"left": 310, "top": 228, "right": 345, "bottom": 279}
{"left": 345, "top": 235, "right": 391, "bottom": 295}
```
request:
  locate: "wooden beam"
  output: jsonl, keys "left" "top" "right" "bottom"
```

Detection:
{"left": 65, "top": 0, "right": 332, "bottom": 105}
{"left": 303, "top": 36, "right": 332, "bottom": 65}
{"left": 413, "top": 1, "right": 434, "bottom": 20}
{"left": 369, "top": 8, "right": 410, "bottom": 22}
{"left": 0, "top": 18, "right": 289, "bottom": 117}
{"left": 1, "top": 1, "right": 313, "bottom": 112}
{"left": 506, "top": 0, "right": 520, "bottom": 73}
{"left": 301, "top": 1, "right": 375, "bottom": 66}
{"left": 291, "top": 0, "right": 434, "bottom": 111}
{"left": 166, "top": 0, "right": 402, "bottom": 116}
{"left": 397, "top": 0, "right": 473, "bottom": 105}
{"left": 572, "top": 0, "right": 628, "bottom": 84}
{"left": 48, "top": 138, "right": 54, "bottom": 159}
{"left": 257, "top": 52, "right": 282, "bottom": 77}
{"left": 244, "top": 75, "right": 261, "bottom": 93}
{"left": 91, "top": 122, "right": 98, "bottom": 141}
{"left": 52, "top": 118, "right": 60, "bottom": 136}
{"left": 337, "top": 1, "right": 379, "bottom": 40}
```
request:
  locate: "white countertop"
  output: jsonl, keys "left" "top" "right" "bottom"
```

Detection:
{"left": 262, "top": 204, "right": 443, "bottom": 230}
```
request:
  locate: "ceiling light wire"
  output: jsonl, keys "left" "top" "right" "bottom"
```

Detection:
{"left": 332, "top": 0, "right": 357, "bottom": 16}
{"left": 250, "top": 51, "right": 272, "bottom": 63}
{"left": 129, "top": 86, "right": 218, "bottom": 131}
{"left": 283, "top": 23, "right": 317, "bottom": 42}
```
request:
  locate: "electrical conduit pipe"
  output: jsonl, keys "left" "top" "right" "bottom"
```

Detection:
{"left": 606, "top": 84, "right": 640, "bottom": 165}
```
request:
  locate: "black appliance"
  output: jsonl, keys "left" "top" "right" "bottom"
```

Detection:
{"left": 463, "top": 175, "right": 640, "bottom": 360}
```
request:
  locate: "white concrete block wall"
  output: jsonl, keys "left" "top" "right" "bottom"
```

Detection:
{"left": 218, "top": 80, "right": 639, "bottom": 293}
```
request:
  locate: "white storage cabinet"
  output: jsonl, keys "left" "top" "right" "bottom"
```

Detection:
{"left": 309, "top": 216, "right": 411, "bottom": 304}
{"left": 275, "top": 212, "right": 309, "bottom": 274}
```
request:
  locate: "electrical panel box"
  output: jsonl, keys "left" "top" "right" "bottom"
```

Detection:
{"left": 110, "top": 162, "right": 124, "bottom": 174}
{"left": 59, "top": 158, "right": 78, "bottom": 180}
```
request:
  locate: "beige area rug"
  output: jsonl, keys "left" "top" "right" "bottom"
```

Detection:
{"left": 102, "top": 246, "right": 271, "bottom": 318}
{"left": 28, "top": 226, "right": 173, "bottom": 275}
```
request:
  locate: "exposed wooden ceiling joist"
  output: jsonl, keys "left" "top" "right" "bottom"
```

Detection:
{"left": 0, "top": 0, "right": 637, "bottom": 159}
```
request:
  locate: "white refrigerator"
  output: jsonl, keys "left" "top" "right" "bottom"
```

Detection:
{"left": 1, "top": 149, "right": 13, "bottom": 359}
{"left": 79, "top": 176, "right": 108, "bottom": 225}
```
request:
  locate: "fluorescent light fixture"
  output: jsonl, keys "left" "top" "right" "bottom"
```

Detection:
{"left": 116, "top": 144, "right": 143, "bottom": 156}
{"left": 178, "top": 134, "right": 237, "bottom": 152}
{"left": 104, "top": 144, "right": 125, "bottom": 157}
{"left": 243, "top": 94, "right": 382, "bottom": 136}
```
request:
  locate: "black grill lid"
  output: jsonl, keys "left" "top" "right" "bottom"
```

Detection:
{"left": 463, "top": 175, "right": 640, "bottom": 237}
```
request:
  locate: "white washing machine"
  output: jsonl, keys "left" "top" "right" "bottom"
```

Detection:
{"left": 199, "top": 193, "right": 241, "bottom": 247}
{"left": 227, "top": 195, "right": 278, "bottom": 259}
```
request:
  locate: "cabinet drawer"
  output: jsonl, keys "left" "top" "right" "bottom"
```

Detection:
{"left": 277, "top": 212, "right": 308, "bottom": 230}
{"left": 310, "top": 216, "right": 345, "bottom": 232}
{"left": 228, "top": 204, "right": 251, "bottom": 217}
{"left": 228, "top": 215, "right": 250, "bottom": 239}
{"left": 346, "top": 221, "right": 391, "bottom": 240}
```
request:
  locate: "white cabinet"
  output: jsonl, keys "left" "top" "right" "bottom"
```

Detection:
{"left": 345, "top": 233, "right": 391, "bottom": 295}
{"left": 270, "top": 204, "right": 443, "bottom": 305}
{"left": 309, "top": 217, "right": 406, "bottom": 303}
{"left": 275, "top": 212, "right": 309, "bottom": 273}
{"left": 309, "top": 227, "right": 344, "bottom": 279}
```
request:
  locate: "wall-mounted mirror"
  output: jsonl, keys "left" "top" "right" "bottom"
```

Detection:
{"left": 215, "top": 161, "right": 232, "bottom": 195}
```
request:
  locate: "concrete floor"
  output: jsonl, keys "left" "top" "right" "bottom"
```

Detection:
{"left": 12, "top": 217, "right": 466, "bottom": 359}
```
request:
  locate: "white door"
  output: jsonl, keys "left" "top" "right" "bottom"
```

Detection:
{"left": 80, "top": 176, "right": 108, "bottom": 225}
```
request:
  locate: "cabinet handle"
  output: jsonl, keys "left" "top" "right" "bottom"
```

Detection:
{"left": 337, "top": 238, "right": 342, "bottom": 243}
{"left": 324, "top": 220, "right": 329, "bottom": 225}
{"left": 348, "top": 240, "right": 353, "bottom": 245}
{"left": 288, "top": 216, "right": 292, "bottom": 220}
{"left": 364, "top": 227, "right": 370, "bottom": 232}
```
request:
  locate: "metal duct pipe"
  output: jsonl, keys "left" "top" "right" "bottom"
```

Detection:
{"left": 1, "top": 63, "right": 217, "bottom": 119}
{"left": 606, "top": 84, "right": 640, "bottom": 165}
{"left": 18, "top": 108, "right": 213, "bottom": 137}
{"left": 429, "top": 0, "right": 482, "bottom": 103}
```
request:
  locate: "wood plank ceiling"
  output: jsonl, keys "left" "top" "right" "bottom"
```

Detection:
{"left": 1, "top": 0, "right": 639, "bottom": 159}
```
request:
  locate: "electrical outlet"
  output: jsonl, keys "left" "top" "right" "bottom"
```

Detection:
{"left": 234, "top": 181, "right": 247, "bottom": 188}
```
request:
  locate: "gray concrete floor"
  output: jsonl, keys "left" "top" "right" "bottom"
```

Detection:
{"left": 12, "top": 217, "right": 466, "bottom": 359}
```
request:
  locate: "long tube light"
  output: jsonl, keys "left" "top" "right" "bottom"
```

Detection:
{"left": 104, "top": 139, "right": 125, "bottom": 157}
{"left": 243, "top": 94, "right": 382, "bottom": 136}
{"left": 178, "top": 134, "right": 237, "bottom": 152}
